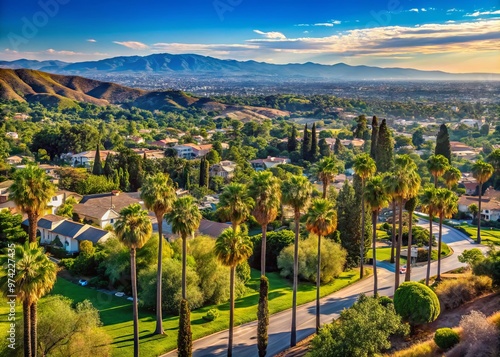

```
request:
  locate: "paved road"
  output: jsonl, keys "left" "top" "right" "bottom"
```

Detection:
{"left": 163, "top": 219, "right": 488, "bottom": 357}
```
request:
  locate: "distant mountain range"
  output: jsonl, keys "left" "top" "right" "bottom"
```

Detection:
{"left": 0, "top": 68, "right": 289, "bottom": 120}
{"left": 1, "top": 53, "right": 498, "bottom": 81}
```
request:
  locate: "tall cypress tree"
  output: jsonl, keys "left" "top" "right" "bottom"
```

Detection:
{"left": 435, "top": 124, "right": 451, "bottom": 163}
{"left": 204, "top": 159, "right": 210, "bottom": 189}
{"left": 370, "top": 116, "right": 379, "bottom": 160}
{"left": 183, "top": 164, "right": 191, "bottom": 190}
{"left": 302, "top": 124, "right": 311, "bottom": 160}
{"left": 318, "top": 138, "right": 331, "bottom": 158}
{"left": 199, "top": 158, "right": 206, "bottom": 187}
{"left": 257, "top": 276, "right": 269, "bottom": 357}
{"left": 333, "top": 138, "right": 345, "bottom": 155}
{"left": 178, "top": 299, "right": 192, "bottom": 357}
{"left": 287, "top": 125, "right": 298, "bottom": 152}
{"left": 310, "top": 123, "right": 318, "bottom": 162}
{"left": 375, "top": 119, "right": 394, "bottom": 173}
{"left": 103, "top": 153, "right": 114, "bottom": 178}
{"left": 92, "top": 144, "right": 102, "bottom": 175}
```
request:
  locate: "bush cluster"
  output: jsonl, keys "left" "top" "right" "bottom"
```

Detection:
{"left": 394, "top": 282, "right": 440, "bottom": 326}
{"left": 434, "top": 328, "right": 460, "bottom": 350}
{"left": 434, "top": 275, "right": 493, "bottom": 310}
{"left": 203, "top": 308, "right": 220, "bottom": 322}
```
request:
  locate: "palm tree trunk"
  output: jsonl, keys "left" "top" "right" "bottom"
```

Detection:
{"left": 316, "top": 234, "right": 321, "bottom": 333}
{"left": 360, "top": 180, "right": 365, "bottom": 279}
{"left": 395, "top": 200, "right": 403, "bottom": 290}
{"left": 261, "top": 224, "right": 267, "bottom": 276}
{"left": 425, "top": 216, "right": 433, "bottom": 285}
{"left": 154, "top": 215, "right": 164, "bottom": 335}
{"left": 290, "top": 213, "right": 299, "bottom": 347}
{"left": 131, "top": 248, "right": 139, "bottom": 357}
{"left": 322, "top": 180, "right": 328, "bottom": 199}
{"left": 405, "top": 211, "right": 413, "bottom": 282}
{"left": 372, "top": 211, "right": 378, "bottom": 296}
{"left": 228, "top": 266, "right": 235, "bottom": 357}
{"left": 437, "top": 215, "right": 443, "bottom": 281}
{"left": 477, "top": 183, "right": 482, "bottom": 244}
{"left": 390, "top": 200, "right": 396, "bottom": 263}
{"left": 182, "top": 234, "right": 187, "bottom": 300}
{"left": 28, "top": 214, "right": 38, "bottom": 244}
{"left": 23, "top": 300, "right": 31, "bottom": 357}
{"left": 434, "top": 175, "right": 438, "bottom": 188}
{"left": 31, "top": 302, "right": 37, "bottom": 357}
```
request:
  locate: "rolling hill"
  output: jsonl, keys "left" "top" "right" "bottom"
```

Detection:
{"left": 0, "top": 68, "right": 289, "bottom": 119}
{"left": 1, "top": 53, "right": 498, "bottom": 81}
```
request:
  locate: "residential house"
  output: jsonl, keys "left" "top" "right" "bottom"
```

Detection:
{"left": 172, "top": 143, "right": 213, "bottom": 159}
{"left": 450, "top": 141, "right": 477, "bottom": 160}
{"left": 132, "top": 148, "right": 165, "bottom": 160}
{"left": 0, "top": 180, "right": 13, "bottom": 204}
{"left": 457, "top": 187, "right": 500, "bottom": 221}
{"left": 148, "top": 138, "right": 179, "bottom": 148}
{"left": 73, "top": 191, "right": 145, "bottom": 228}
{"left": 127, "top": 135, "right": 145, "bottom": 144}
{"left": 250, "top": 156, "right": 291, "bottom": 170}
{"left": 209, "top": 160, "right": 236, "bottom": 179}
{"left": 6, "top": 155, "right": 23, "bottom": 165}
{"left": 23, "top": 214, "right": 111, "bottom": 253}
{"left": 5, "top": 132, "right": 18, "bottom": 139}
{"left": 70, "top": 150, "right": 117, "bottom": 168}
{"left": 340, "top": 138, "right": 365, "bottom": 149}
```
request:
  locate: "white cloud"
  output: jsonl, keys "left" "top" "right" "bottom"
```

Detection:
{"left": 1, "top": 48, "right": 108, "bottom": 61}
{"left": 151, "top": 43, "right": 258, "bottom": 56}
{"left": 296, "top": 20, "right": 341, "bottom": 27}
{"left": 113, "top": 41, "right": 149, "bottom": 50}
{"left": 409, "top": 8, "right": 419, "bottom": 12}
{"left": 446, "top": 20, "right": 456, "bottom": 23}
{"left": 253, "top": 30, "right": 286, "bottom": 39}
{"left": 331, "top": 20, "right": 342, "bottom": 25}
{"left": 421, "top": 8, "right": 427, "bottom": 12}
{"left": 314, "top": 23, "right": 334, "bottom": 27}
{"left": 87, "top": 39, "right": 96, "bottom": 43}
{"left": 303, "top": 31, "right": 310, "bottom": 34}
{"left": 465, "top": 10, "right": 500, "bottom": 17}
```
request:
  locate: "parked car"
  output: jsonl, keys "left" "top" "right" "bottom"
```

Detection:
{"left": 78, "top": 279, "right": 88, "bottom": 286}
{"left": 399, "top": 265, "right": 407, "bottom": 274}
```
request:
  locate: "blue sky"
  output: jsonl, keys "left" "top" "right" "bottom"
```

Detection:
{"left": 0, "top": 0, "right": 499, "bottom": 72}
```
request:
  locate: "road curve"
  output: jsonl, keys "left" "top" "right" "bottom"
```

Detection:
{"left": 162, "top": 219, "right": 488, "bottom": 357}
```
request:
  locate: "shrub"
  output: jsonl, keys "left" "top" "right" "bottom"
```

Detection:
{"left": 249, "top": 229, "right": 295, "bottom": 271}
{"left": 394, "top": 282, "right": 440, "bottom": 326}
{"left": 177, "top": 299, "right": 192, "bottom": 357}
{"left": 416, "top": 248, "right": 428, "bottom": 263}
{"left": 278, "top": 235, "right": 346, "bottom": 283}
{"left": 473, "top": 245, "right": 500, "bottom": 286}
{"left": 236, "top": 260, "right": 251, "bottom": 284}
{"left": 203, "top": 308, "right": 219, "bottom": 322}
{"left": 257, "top": 276, "right": 269, "bottom": 357}
{"left": 402, "top": 226, "right": 430, "bottom": 247}
{"left": 434, "top": 275, "right": 493, "bottom": 310}
{"left": 434, "top": 328, "right": 460, "bottom": 350}
{"left": 378, "top": 296, "right": 393, "bottom": 307}
{"left": 309, "top": 295, "right": 409, "bottom": 357}
{"left": 458, "top": 248, "right": 485, "bottom": 270}
{"left": 59, "top": 258, "right": 75, "bottom": 270}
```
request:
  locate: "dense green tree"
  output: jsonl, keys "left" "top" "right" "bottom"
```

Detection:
{"left": 281, "top": 175, "right": 312, "bottom": 347}
{"left": 140, "top": 173, "right": 176, "bottom": 335}
{"left": 435, "top": 124, "right": 451, "bottom": 163}
{"left": 0, "top": 210, "right": 28, "bottom": 247}
{"left": 287, "top": 125, "right": 298, "bottom": 152}
{"left": 333, "top": 138, "right": 345, "bottom": 155}
{"left": 9, "top": 165, "right": 56, "bottom": 243}
{"left": 370, "top": 116, "right": 379, "bottom": 160}
{"left": 304, "top": 198, "right": 338, "bottom": 332}
{"left": 337, "top": 180, "right": 363, "bottom": 268}
{"left": 375, "top": 119, "right": 394, "bottom": 173}
{"left": 310, "top": 123, "right": 318, "bottom": 162}
{"left": 353, "top": 115, "right": 369, "bottom": 140}
{"left": 309, "top": 295, "right": 408, "bottom": 357}
{"left": 412, "top": 128, "right": 425, "bottom": 149}
{"left": 427, "top": 154, "right": 449, "bottom": 187}
{"left": 92, "top": 144, "right": 102, "bottom": 175}
{"left": 472, "top": 160, "right": 494, "bottom": 244}
{"left": 318, "top": 138, "right": 331, "bottom": 158}
{"left": 215, "top": 228, "right": 253, "bottom": 357}
{"left": 114, "top": 204, "right": 152, "bottom": 357}
{"left": 206, "top": 149, "right": 221, "bottom": 164}
{"left": 302, "top": 124, "right": 311, "bottom": 161}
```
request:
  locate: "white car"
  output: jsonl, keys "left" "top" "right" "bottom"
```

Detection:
{"left": 78, "top": 279, "right": 88, "bottom": 286}
{"left": 400, "top": 265, "right": 407, "bottom": 274}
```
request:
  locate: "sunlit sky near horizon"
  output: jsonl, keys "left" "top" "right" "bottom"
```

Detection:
{"left": 0, "top": 0, "right": 499, "bottom": 73}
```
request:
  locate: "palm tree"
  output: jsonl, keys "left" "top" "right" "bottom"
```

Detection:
{"left": 115, "top": 204, "right": 152, "bottom": 357}
{"left": 364, "top": 175, "right": 390, "bottom": 295}
{"left": 313, "top": 156, "right": 337, "bottom": 198}
{"left": 140, "top": 173, "right": 176, "bottom": 334}
{"left": 215, "top": 228, "right": 253, "bottom": 357}
{"left": 404, "top": 196, "right": 419, "bottom": 282}
{"left": 443, "top": 166, "right": 461, "bottom": 190}
{"left": 427, "top": 154, "right": 449, "bottom": 187}
{"left": 218, "top": 183, "right": 254, "bottom": 232}
{"left": 304, "top": 198, "right": 337, "bottom": 333}
{"left": 248, "top": 171, "right": 281, "bottom": 276}
{"left": 166, "top": 195, "right": 202, "bottom": 300}
{"left": 435, "top": 188, "right": 458, "bottom": 281}
{"left": 0, "top": 242, "right": 57, "bottom": 357}
{"left": 353, "top": 153, "right": 377, "bottom": 278}
{"left": 468, "top": 203, "right": 479, "bottom": 221}
{"left": 472, "top": 160, "right": 494, "bottom": 244}
{"left": 420, "top": 186, "right": 439, "bottom": 285}
{"left": 9, "top": 164, "right": 56, "bottom": 243}
{"left": 281, "top": 175, "right": 312, "bottom": 347}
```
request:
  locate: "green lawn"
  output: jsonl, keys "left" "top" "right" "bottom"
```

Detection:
{"left": 376, "top": 230, "right": 390, "bottom": 240}
{"left": 38, "top": 268, "right": 363, "bottom": 356}
{"left": 458, "top": 224, "right": 500, "bottom": 245}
